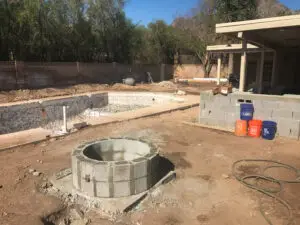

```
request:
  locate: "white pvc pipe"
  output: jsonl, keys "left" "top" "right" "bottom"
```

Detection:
{"left": 63, "top": 106, "right": 67, "bottom": 133}
{"left": 217, "top": 56, "right": 222, "bottom": 85}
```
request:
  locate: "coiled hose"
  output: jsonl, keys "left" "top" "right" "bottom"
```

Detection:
{"left": 232, "top": 159, "right": 300, "bottom": 225}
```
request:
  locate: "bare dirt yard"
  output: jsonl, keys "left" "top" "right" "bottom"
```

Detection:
{"left": 0, "top": 82, "right": 213, "bottom": 104}
{"left": 1, "top": 106, "right": 300, "bottom": 225}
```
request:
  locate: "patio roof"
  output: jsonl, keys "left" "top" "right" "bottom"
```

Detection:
{"left": 206, "top": 43, "right": 274, "bottom": 53}
{"left": 216, "top": 15, "right": 300, "bottom": 49}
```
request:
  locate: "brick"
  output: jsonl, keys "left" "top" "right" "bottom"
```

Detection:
{"left": 132, "top": 158, "right": 149, "bottom": 179}
{"left": 113, "top": 181, "right": 133, "bottom": 197}
{"left": 225, "top": 111, "right": 239, "bottom": 123}
{"left": 135, "top": 176, "right": 149, "bottom": 194}
{"left": 254, "top": 109, "right": 273, "bottom": 120}
{"left": 200, "top": 101, "right": 205, "bottom": 110}
{"left": 80, "top": 177, "right": 95, "bottom": 196}
{"left": 112, "top": 161, "right": 131, "bottom": 181}
{"left": 71, "top": 155, "right": 80, "bottom": 189}
{"left": 293, "top": 111, "right": 300, "bottom": 120}
{"left": 262, "top": 101, "right": 279, "bottom": 109}
{"left": 252, "top": 100, "right": 264, "bottom": 108}
{"left": 272, "top": 110, "right": 292, "bottom": 119}
{"left": 94, "top": 162, "right": 111, "bottom": 182}
{"left": 278, "top": 101, "right": 300, "bottom": 111}
{"left": 96, "top": 181, "right": 110, "bottom": 198}
{"left": 200, "top": 92, "right": 213, "bottom": 101}
{"left": 276, "top": 119, "right": 300, "bottom": 139}
{"left": 200, "top": 108, "right": 211, "bottom": 118}
{"left": 199, "top": 117, "right": 213, "bottom": 126}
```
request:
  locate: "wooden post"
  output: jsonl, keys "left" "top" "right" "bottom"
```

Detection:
{"left": 160, "top": 64, "right": 165, "bottom": 81}
{"left": 76, "top": 61, "right": 80, "bottom": 73}
{"left": 76, "top": 61, "right": 80, "bottom": 83}
{"left": 217, "top": 55, "right": 221, "bottom": 85}
{"left": 271, "top": 51, "right": 277, "bottom": 88}
{"left": 239, "top": 40, "right": 247, "bottom": 92}
{"left": 14, "top": 60, "right": 18, "bottom": 88}
{"left": 258, "top": 51, "right": 265, "bottom": 94}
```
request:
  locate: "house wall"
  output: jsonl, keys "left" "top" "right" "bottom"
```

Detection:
{"left": 199, "top": 91, "right": 300, "bottom": 140}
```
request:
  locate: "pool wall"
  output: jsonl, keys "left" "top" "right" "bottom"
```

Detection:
{"left": 0, "top": 92, "right": 184, "bottom": 134}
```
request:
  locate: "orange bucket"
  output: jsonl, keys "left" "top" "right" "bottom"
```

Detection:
{"left": 248, "top": 120, "right": 262, "bottom": 138}
{"left": 235, "top": 120, "right": 248, "bottom": 136}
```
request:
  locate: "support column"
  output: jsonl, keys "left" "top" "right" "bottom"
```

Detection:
{"left": 258, "top": 51, "right": 265, "bottom": 94}
{"left": 228, "top": 53, "right": 234, "bottom": 76}
{"left": 255, "top": 57, "right": 261, "bottom": 87}
{"left": 217, "top": 55, "right": 221, "bottom": 85}
{"left": 271, "top": 51, "right": 277, "bottom": 88}
{"left": 239, "top": 40, "right": 247, "bottom": 92}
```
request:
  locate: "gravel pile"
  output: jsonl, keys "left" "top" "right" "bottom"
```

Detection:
{"left": 156, "top": 81, "right": 177, "bottom": 89}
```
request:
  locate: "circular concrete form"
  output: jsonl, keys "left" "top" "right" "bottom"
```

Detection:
{"left": 72, "top": 138, "right": 160, "bottom": 198}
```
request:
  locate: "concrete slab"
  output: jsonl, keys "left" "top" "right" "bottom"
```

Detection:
{"left": 48, "top": 169, "right": 176, "bottom": 215}
{"left": 0, "top": 128, "right": 51, "bottom": 151}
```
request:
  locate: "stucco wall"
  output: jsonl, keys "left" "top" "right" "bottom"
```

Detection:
{"left": 0, "top": 62, "right": 174, "bottom": 90}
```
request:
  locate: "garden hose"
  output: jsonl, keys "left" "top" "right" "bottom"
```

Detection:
{"left": 232, "top": 159, "right": 300, "bottom": 225}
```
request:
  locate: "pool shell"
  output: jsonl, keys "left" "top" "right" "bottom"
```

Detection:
{"left": 0, "top": 92, "right": 184, "bottom": 134}
{"left": 72, "top": 138, "right": 160, "bottom": 198}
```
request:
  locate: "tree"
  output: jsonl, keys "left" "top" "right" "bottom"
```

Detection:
{"left": 257, "top": 0, "right": 292, "bottom": 18}
{"left": 173, "top": 0, "right": 259, "bottom": 77}
{"left": 215, "top": 0, "right": 257, "bottom": 23}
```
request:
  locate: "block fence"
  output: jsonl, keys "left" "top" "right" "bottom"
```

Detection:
{"left": 199, "top": 91, "right": 300, "bottom": 140}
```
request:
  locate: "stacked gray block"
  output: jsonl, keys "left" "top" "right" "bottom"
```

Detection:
{"left": 72, "top": 138, "right": 159, "bottom": 198}
{"left": 0, "top": 102, "right": 42, "bottom": 134}
{"left": 199, "top": 91, "right": 300, "bottom": 140}
{"left": 0, "top": 92, "right": 183, "bottom": 134}
{"left": 199, "top": 91, "right": 239, "bottom": 131}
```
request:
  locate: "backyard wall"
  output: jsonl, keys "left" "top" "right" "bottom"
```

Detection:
{"left": 199, "top": 91, "right": 300, "bottom": 140}
{"left": 0, "top": 62, "right": 174, "bottom": 90}
{"left": 174, "top": 64, "right": 228, "bottom": 79}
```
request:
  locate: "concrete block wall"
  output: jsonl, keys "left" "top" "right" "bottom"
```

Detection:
{"left": 0, "top": 92, "right": 183, "bottom": 134}
{"left": 72, "top": 138, "right": 160, "bottom": 198}
{"left": 199, "top": 91, "right": 300, "bottom": 140}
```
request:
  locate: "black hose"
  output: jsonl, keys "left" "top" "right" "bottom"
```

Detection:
{"left": 232, "top": 159, "right": 300, "bottom": 225}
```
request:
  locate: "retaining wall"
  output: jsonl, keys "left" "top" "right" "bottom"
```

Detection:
{"left": 199, "top": 91, "right": 300, "bottom": 140}
{"left": 0, "top": 92, "right": 183, "bottom": 134}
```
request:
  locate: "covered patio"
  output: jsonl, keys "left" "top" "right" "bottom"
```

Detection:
{"left": 208, "top": 14, "right": 300, "bottom": 95}
{"left": 199, "top": 15, "right": 300, "bottom": 140}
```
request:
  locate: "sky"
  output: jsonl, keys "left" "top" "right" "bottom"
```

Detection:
{"left": 124, "top": 0, "right": 300, "bottom": 26}
{"left": 124, "top": 0, "right": 198, "bottom": 26}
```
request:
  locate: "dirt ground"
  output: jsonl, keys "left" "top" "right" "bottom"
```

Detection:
{"left": 1, "top": 107, "right": 300, "bottom": 225}
{"left": 0, "top": 82, "right": 213, "bottom": 104}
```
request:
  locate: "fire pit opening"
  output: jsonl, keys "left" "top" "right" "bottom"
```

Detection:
{"left": 72, "top": 138, "right": 160, "bottom": 198}
{"left": 82, "top": 139, "right": 152, "bottom": 161}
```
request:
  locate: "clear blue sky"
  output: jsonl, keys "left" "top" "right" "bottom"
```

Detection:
{"left": 124, "top": 0, "right": 300, "bottom": 26}
{"left": 124, "top": 0, "right": 198, "bottom": 26}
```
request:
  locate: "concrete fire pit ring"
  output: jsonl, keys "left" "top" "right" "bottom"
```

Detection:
{"left": 72, "top": 138, "right": 160, "bottom": 198}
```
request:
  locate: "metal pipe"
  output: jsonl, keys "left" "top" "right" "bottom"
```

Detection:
{"left": 63, "top": 106, "right": 67, "bottom": 133}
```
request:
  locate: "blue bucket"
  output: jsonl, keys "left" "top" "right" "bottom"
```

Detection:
{"left": 262, "top": 121, "right": 277, "bottom": 140}
{"left": 240, "top": 103, "right": 254, "bottom": 121}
